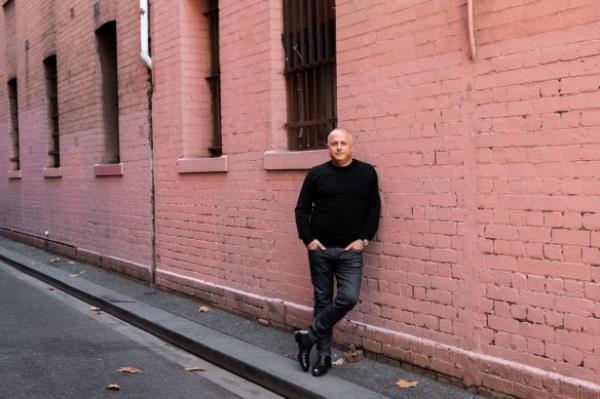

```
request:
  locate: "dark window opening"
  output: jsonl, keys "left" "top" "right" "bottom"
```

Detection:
{"left": 44, "top": 55, "right": 60, "bottom": 168}
{"left": 7, "top": 78, "right": 19, "bottom": 171}
{"left": 283, "top": 0, "right": 337, "bottom": 150}
{"left": 205, "top": 0, "right": 222, "bottom": 157}
{"left": 96, "top": 21, "right": 119, "bottom": 164}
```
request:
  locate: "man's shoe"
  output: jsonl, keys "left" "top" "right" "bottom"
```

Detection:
{"left": 311, "top": 355, "right": 332, "bottom": 377}
{"left": 294, "top": 329, "right": 315, "bottom": 372}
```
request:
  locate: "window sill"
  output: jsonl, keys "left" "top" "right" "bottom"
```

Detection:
{"left": 93, "top": 163, "right": 123, "bottom": 177}
{"left": 177, "top": 156, "right": 228, "bottom": 174}
{"left": 7, "top": 170, "right": 21, "bottom": 180}
{"left": 43, "top": 167, "right": 62, "bottom": 178}
{"left": 263, "top": 149, "right": 329, "bottom": 171}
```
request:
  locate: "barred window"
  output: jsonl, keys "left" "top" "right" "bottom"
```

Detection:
{"left": 7, "top": 78, "right": 19, "bottom": 171}
{"left": 205, "top": 0, "right": 222, "bottom": 157}
{"left": 95, "top": 21, "right": 120, "bottom": 164}
{"left": 283, "top": 0, "right": 337, "bottom": 150}
{"left": 44, "top": 55, "right": 60, "bottom": 168}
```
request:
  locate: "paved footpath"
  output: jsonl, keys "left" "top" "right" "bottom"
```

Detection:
{"left": 0, "top": 235, "right": 485, "bottom": 399}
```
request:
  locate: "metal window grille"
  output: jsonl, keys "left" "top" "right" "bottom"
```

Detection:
{"left": 283, "top": 0, "right": 337, "bottom": 150}
{"left": 96, "top": 21, "right": 120, "bottom": 164}
{"left": 205, "top": 0, "right": 222, "bottom": 157}
{"left": 44, "top": 55, "right": 60, "bottom": 168}
{"left": 7, "top": 78, "right": 19, "bottom": 171}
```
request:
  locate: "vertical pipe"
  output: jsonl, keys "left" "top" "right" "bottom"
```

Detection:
{"left": 139, "top": 0, "right": 156, "bottom": 285}
{"left": 140, "top": 0, "right": 153, "bottom": 69}
{"left": 468, "top": 0, "right": 477, "bottom": 60}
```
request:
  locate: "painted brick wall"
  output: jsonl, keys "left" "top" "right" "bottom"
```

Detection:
{"left": 153, "top": 0, "right": 600, "bottom": 396}
{"left": 0, "top": 0, "right": 152, "bottom": 268}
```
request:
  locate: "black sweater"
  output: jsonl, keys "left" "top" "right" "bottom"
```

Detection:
{"left": 295, "top": 159, "right": 381, "bottom": 247}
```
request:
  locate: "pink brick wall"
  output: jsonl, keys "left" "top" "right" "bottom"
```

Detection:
{"left": 2, "top": 1, "right": 600, "bottom": 397}
{"left": 0, "top": 1, "right": 152, "bottom": 268}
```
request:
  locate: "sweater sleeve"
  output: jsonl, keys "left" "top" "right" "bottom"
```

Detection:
{"left": 295, "top": 170, "right": 315, "bottom": 245}
{"left": 361, "top": 168, "right": 381, "bottom": 241}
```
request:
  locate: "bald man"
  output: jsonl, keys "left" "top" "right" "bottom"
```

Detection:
{"left": 294, "top": 128, "right": 381, "bottom": 376}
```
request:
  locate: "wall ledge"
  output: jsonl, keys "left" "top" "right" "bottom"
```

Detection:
{"left": 93, "top": 163, "right": 123, "bottom": 177}
{"left": 7, "top": 170, "right": 21, "bottom": 180}
{"left": 263, "top": 149, "right": 328, "bottom": 170}
{"left": 177, "top": 156, "right": 228, "bottom": 174}
{"left": 43, "top": 167, "right": 62, "bottom": 178}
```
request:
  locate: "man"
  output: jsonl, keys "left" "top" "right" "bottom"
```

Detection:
{"left": 294, "top": 128, "right": 381, "bottom": 377}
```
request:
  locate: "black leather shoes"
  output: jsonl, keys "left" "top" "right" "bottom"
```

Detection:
{"left": 294, "top": 329, "right": 315, "bottom": 372}
{"left": 311, "top": 355, "right": 332, "bottom": 377}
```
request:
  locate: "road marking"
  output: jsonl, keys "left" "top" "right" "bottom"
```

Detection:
{"left": 0, "top": 261, "right": 283, "bottom": 399}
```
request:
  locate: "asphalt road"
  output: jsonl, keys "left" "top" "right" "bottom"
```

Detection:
{"left": 0, "top": 261, "right": 282, "bottom": 399}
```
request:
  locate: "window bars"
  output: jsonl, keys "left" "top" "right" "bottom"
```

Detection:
{"left": 44, "top": 56, "right": 60, "bottom": 168}
{"left": 7, "top": 78, "right": 19, "bottom": 170}
{"left": 96, "top": 21, "right": 120, "bottom": 164}
{"left": 205, "top": 0, "right": 222, "bottom": 157}
{"left": 283, "top": 0, "right": 337, "bottom": 150}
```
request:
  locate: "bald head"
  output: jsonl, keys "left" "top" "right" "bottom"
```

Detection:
{"left": 327, "top": 128, "right": 353, "bottom": 145}
{"left": 327, "top": 127, "right": 354, "bottom": 167}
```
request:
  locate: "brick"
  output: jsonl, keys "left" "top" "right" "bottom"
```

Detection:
{"left": 552, "top": 229, "right": 590, "bottom": 246}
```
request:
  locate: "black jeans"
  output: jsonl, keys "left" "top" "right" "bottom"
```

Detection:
{"left": 308, "top": 247, "right": 363, "bottom": 356}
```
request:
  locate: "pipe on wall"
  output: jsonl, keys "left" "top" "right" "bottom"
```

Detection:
{"left": 140, "top": 0, "right": 152, "bottom": 69}
{"left": 468, "top": 0, "right": 477, "bottom": 60}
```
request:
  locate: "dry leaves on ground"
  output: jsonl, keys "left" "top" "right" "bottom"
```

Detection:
{"left": 185, "top": 366, "right": 207, "bottom": 372}
{"left": 117, "top": 366, "right": 140, "bottom": 374}
{"left": 90, "top": 306, "right": 102, "bottom": 312}
{"left": 49, "top": 257, "right": 61, "bottom": 263}
{"left": 106, "top": 384, "right": 121, "bottom": 391}
{"left": 198, "top": 306, "right": 210, "bottom": 313}
{"left": 332, "top": 358, "right": 344, "bottom": 366}
{"left": 344, "top": 345, "right": 361, "bottom": 363}
{"left": 69, "top": 271, "right": 86, "bottom": 277}
{"left": 395, "top": 379, "right": 419, "bottom": 389}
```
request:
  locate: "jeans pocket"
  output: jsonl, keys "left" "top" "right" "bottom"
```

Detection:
{"left": 344, "top": 248, "right": 363, "bottom": 253}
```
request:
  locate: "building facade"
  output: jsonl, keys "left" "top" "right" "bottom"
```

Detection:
{"left": 1, "top": 1, "right": 600, "bottom": 397}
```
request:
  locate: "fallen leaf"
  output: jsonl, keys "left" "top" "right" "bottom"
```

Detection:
{"left": 395, "top": 379, "right": 419, "bottom": 389}
{"left": 48, "top": 287, "right": 55, "bottom": 291}
{"left": 257, "top": 318, "right": 269, "bottom": 326}
{"left": 345, "top": 345, "right": 362, "bottom": 363}
{"left": 185, "top": 366, "right": 207, "bottom": 372}
{"left": 49, "top": 257, "right": 61, "bottom": 263}
{"left": 90, "top": 306, "right": 102, "bottom": 312}
{"left": 117, "top": 366, "right": 140, "bottom": 374}
{"left": 69, "top": 273, "right": 80, "bottom": 277}
{"left": 332, "top": 358, "right": 344, "bottom": 366}
{"left": 198, "top": 306, "right": 210, "bottom": 313}
{"left": 106, "top": 384, "right": 121, "bottom": 391}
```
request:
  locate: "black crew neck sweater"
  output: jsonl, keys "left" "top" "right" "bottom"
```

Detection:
{"left": 295, "top": 159, "right": 381, "bottom": 247}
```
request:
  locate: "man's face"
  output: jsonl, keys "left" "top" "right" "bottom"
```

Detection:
{"left": 328, "top": 130, "right": 353, "bottom": 166}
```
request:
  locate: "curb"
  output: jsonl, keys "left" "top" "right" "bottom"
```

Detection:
{"left": 0, "top": 247, "right": 390, "bottom": 399}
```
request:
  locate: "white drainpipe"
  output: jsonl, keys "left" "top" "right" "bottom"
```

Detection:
{"left": 140, "top": 0, "right": 152, "bottom": 69}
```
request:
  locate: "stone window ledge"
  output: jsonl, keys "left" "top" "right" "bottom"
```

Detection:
{"left": 93, "top": 163, "right": 123, "bottom": 177}
{"left": 7, "top": 170, "right": 21, "bottom": 180}
{"left": 43, "top": 167, "right": 62, "bottom": 178}
{"left": 263, "top": 149, "right": 328, "bottom": 171}
{"left": 177, "top": 156, "right": 228, "bottom": 174}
